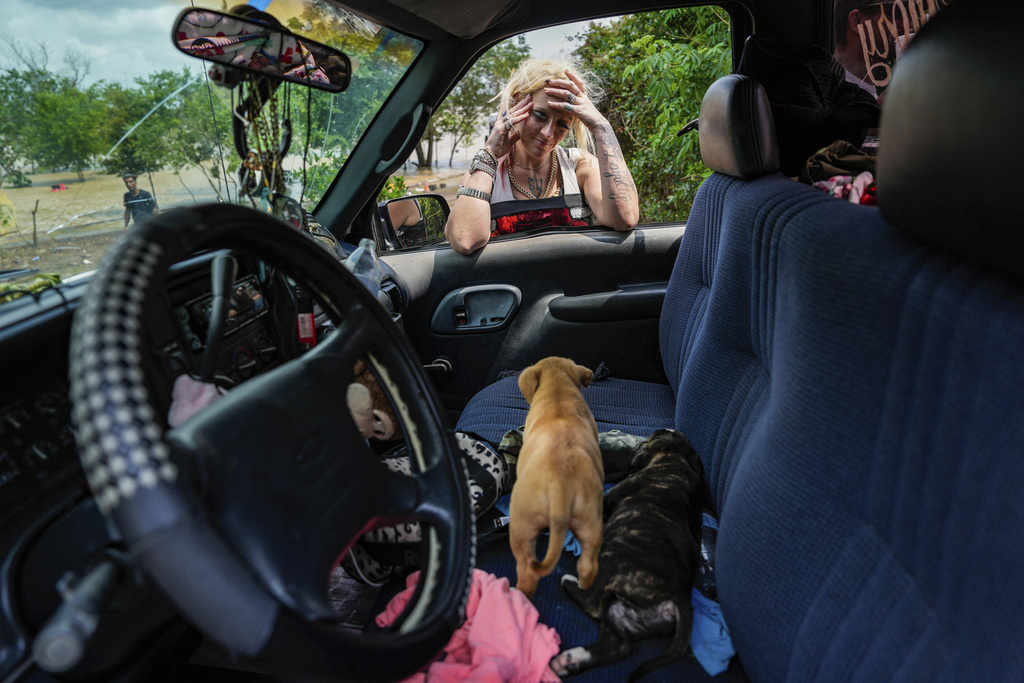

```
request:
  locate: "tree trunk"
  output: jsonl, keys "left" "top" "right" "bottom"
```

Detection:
{"left": 415, "top": 139, "right": 435, "bottom": 168}
{"left": 448, "top": 133, "right": 459, "bottom": 167}
{"left": 414, "top": 121, "right": 436, "bottom": 168}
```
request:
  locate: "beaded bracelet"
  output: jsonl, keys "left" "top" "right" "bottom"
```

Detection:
{"left": 479, "top": 147, "right": 498, "bottom": 166}
{"left": 469, "top": 151, "right": 497, "bottom": 179}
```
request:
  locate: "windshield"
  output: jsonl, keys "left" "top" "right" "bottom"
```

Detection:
{"left": 0, "top": 0, "right": 421, "bottom": 297}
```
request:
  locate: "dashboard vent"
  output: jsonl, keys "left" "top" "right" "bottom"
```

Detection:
{"left": 381, "top": 280, "right": 403, "bottom": 312}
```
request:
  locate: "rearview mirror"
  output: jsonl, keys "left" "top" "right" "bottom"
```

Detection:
{"left": 173, "top": 8, "right": 351, "bottom": 92}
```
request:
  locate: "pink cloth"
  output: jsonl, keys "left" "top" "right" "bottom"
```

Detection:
{"left": 167, "top": 374, "right": 224, "bottom": 427}
{"left": 376, "top": 569, "right": 561, "bottom": 682}
{"left": 812, "top": 171, "right": 876, "bottom": 205}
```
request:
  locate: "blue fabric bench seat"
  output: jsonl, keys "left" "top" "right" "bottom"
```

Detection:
{"left": 456, "top": 374, "right": 676, "bottom": 446}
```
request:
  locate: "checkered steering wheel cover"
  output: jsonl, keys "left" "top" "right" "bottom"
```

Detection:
{"left": 70, "top": 233, "right": 176, "bottom": 514}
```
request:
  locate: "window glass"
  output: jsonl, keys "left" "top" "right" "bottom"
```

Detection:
{"left": 833, "top": 0, "right": 952, "bottom": 102}
{"left": 380, "top": 6, "right": 732, "bottom": 252}
{"left": 0, "top": 0, "right": 421, "bottom": 290}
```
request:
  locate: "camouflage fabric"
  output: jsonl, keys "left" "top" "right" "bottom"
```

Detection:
{"left": 497, "top": 427, "right": 647, "bottom": 485}
{"left": 0, "top": 273, "right": 61, "bottom": 304}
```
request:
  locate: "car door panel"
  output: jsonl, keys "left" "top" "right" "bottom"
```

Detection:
{"left": 382, "top": 226, "right": 684, "bottom": 413}
{"left": 429, "top": 284, "right": 522, "bottom": 334}
{"left": 548, "top": 283, "right": 668, "bottom": 322}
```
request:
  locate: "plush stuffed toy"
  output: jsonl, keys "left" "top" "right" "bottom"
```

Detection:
{"left": 346, "top": 360, "right": 398, "bottom": 440}
{"left": 346, "top": 383, "right": 376, "bottom": 438}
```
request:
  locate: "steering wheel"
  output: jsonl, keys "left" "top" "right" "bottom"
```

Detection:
{"left": 68, "top": 204, "right": 474, "bottom": 681}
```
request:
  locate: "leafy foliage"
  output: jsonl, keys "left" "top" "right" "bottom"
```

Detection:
{"left": 100, "top": 71, "right": 191, "bottom": 177}
{"left": 0, "top": 190, "right": 14, "bottom": 234}
{"left": 574, "top": 7, "right": 731, "bottom": 221}
{"left": 418, "top": 36, "right": 532, "bottom": 169}
{"left": 0, "top": 9, "right": 726, "bottom": 226}
{"left": 0, "top": 18, "right": 417, "bottom": 209}
{"left": 377, "top": 175, "right": 407, "bottom": 202}
{"left": 0, "top": 62, "right": 106, "bottom": 182}
{"left": 3, "top": 170, "right": 30, "bottom": 189}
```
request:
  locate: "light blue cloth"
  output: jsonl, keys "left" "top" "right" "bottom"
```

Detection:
{"left": 494, "top": 485, "right": 614, "bottom": 556}
{"left": 691, "top": 588, "right": 735, "bottom": 676}
{"left": 494, "top": 494, "right": 581, "bottom": 555}
{"left": 494, "top": 493, "right": 735, "bottom": 674}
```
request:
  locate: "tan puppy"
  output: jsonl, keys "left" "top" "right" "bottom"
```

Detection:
{"left": 510, "top": 357, "right": 604, "bottom": 600}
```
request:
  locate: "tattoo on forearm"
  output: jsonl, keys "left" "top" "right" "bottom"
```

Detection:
{"left": 595, "top": 125, "right": 637, "bottom": 201}
{"left": 602, "top": 149, "right": 635, "bottom": 201}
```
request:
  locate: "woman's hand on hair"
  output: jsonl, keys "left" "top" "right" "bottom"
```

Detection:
{"left": 545, "top": 69, "right": 605, "bottom": 131}
{"left": 485, "top": 94, "right": 532, "bottom": 158}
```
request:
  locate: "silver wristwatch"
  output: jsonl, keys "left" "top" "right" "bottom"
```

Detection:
{"left": 469, "top": 156, "right": 496, "bottom": 179}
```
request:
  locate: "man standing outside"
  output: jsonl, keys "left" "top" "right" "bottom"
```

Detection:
{"left": 122, "top": 172, "right": 158, "bottom": 231}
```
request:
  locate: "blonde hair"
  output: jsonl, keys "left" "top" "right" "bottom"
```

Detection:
{"left": 497, "top": 58, "right": 603, "bottom": 156}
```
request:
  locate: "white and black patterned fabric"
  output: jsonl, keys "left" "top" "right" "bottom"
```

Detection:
{"left": 342, "top": 432, "right": 508, "bottom": 584}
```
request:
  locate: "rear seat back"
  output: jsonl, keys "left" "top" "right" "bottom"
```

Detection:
{"left": 674, "top": 1, "right": 1024, "bottom": 679}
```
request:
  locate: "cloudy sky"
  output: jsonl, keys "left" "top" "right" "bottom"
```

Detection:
{"left": 0, "top": 0, "right": 600, "bottom": 87}
{"left": 0, "top": 0, "right": 198, "bottom": 85}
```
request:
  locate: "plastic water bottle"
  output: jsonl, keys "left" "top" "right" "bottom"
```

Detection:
{"left": 345, "top": 237, "right": 382, "bottom": 293}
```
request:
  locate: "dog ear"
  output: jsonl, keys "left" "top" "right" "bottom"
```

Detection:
{"left": 576, "top": 364, "right": 593, "bottom": 388}
{"left": 518, "top": 365, "right": 541, "bottom": 403}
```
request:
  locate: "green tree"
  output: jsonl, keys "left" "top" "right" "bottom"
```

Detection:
{"left": 0, "top": 38, "right": 56, "bottom": 182}
{"left": 0, "top": 69, "right": 35, "bottom": 187}
{"left": 161, "top": 71, "right": 237, "bottom": 202}
{"left": 29, "top": 79, "right": 106, "bottom": 180}
{"left": 100, "top": 70, "right": 198, "bottom": 180}
{"left": 418, "top": 36, "right": 532, "bottom": 169}
{"left": 574, "top": 8, "right": 730, "bottom": 221}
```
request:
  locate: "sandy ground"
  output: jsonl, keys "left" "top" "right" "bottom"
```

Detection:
{"left": 0, "top": 153, "right": 471, "bottom": 283}
{"left": 0, "top": 166, "right": 226, "bottom": 281}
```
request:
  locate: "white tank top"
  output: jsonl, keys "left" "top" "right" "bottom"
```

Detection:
{"left": 491, "top": 146, "right": 584, "bottom": 203}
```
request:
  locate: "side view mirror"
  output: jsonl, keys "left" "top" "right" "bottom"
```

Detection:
{"left": 173, "top": 8, "right": 352, "bottom": 92}
{"left": 378, "top": 195, "right": 451, "bottom": 249}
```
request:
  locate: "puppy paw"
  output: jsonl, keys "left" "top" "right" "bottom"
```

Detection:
{"left": 551, "top": 647, "right": 590, "bottom": 676}
{"left": 560, "top": 574, "right": 579, "bottom": 587}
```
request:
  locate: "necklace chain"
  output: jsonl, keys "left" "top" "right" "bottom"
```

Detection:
{"left": 508, "top": 148, "right": 557, "bottom": 200}
{"left": 512, "top": 156, "right": 550, "bottom": 171}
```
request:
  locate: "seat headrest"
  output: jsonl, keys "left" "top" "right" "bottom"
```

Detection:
{"left": 698, "top": 74, "right": 781, "bottom": 180}
{"left": 878, "top": 0, "right": 1024, "bottom": 279}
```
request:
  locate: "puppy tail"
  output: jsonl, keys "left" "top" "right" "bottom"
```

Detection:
{"left": 531, "top": 515, "right": 567, "bottom": 576}
{"left": 626, "top": 598, "right": 692, "bottom": 683}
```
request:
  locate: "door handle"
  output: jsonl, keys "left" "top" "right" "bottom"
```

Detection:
{"left": 430, "top": 285, "right": 522, "bottom": 334}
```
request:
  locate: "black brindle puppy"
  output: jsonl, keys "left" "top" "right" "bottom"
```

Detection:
{"left": 551, "top": 429, "right": 705, "bottom": 681}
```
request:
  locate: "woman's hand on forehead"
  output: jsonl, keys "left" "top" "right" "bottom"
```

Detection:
{"left": 543, "top": 69, "right": 604, "bottom": 130}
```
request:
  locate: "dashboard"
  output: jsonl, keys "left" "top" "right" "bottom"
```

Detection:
{"left": 148, "top": 255, "right": 296, "bottom": 404}
{"left": 0, "top": 246, "right": 397, "bottom": 681}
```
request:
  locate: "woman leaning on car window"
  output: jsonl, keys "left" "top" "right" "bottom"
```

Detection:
{"left": 444, "top": 58, "right": 639, "bottom": 255}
